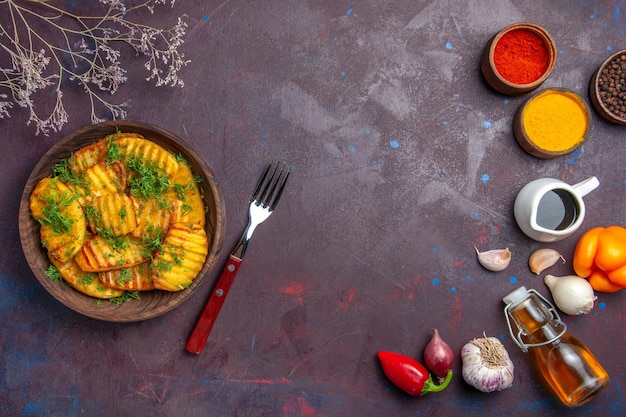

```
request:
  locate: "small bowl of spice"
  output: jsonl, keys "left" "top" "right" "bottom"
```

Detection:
{"left": 481, "top": 23, "right": 557, "bottom": 96}
{"left": 589, "top": 49, "right": 626, "bottom": 125}
{"left": 513, "top": 88, "right": 591, "bottom": 159}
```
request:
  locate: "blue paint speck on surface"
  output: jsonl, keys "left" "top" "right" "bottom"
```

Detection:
{"left": 483, "top": 120, "right": 491, "bottom": 129}
{"left": 446, "top": 41, "right": 453, "bottom": 50}
{"left": 432, "top": 278, "right": 439, "bottom": 286}
{"left": 510, "top": 276, "right": 518, "bottom": 284}
{"left": 598, "top": 302, "right": 606, "bottom": 309}
{"left": 204, "top": 15, "right": 210, "bottom": 22}
{"left": 390, "top": 140, "right": 399, "bottom": 149}
{"left": 346, "top": 8, "right": 353, "bottom": 15}
{"left": 481, "top": 174, "right": 490, "bottom": 183}
{"left": 568, "top": 148, "right": 582, "bottom": 166}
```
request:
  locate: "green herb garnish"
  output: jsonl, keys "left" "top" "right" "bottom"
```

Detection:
{"left": 181, "top": 203, "right": 192, "bottom": 216}
{"left": 116, "top": 269, "right": 133, "bottom": 286}
{"left": 126, "top": 157, "right": 171, "bottom": 203}
{"left": 83, "top": 204, "right": 101, "bottom": 222}
{"left": 104, "top": 130, "right": 123, "bottom": 165}
{"left": 119, "top": 205, "right": 127, "bottom": 221}
{"left": 78, "top": 274, "right": 95, "bottom": 287}
{"left": 52, "top": 158, "right": 88, "bottom": 187}
{"left": 141, "top": 227, "right": 165, "bottom": 257}
{"left": 45, "top": 265, "right": 62, "bottom": 281}
{"left": 110, "top": 291, "right": 140, "bottom": 305}
{"left": 38, "top": 192, "right": 76, "bottom": 234}
{"left": 95, "top": 226, "right": 127, "bottom": 251}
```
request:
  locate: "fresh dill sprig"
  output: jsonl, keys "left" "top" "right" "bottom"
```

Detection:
{"left": 116, "top": 269, "right": 133, "bottom": 286}
{"left": 52, "top": 159, "right": 88, "bottom": 187}
{"left": 95, "top": 227, "right": 127, "bottom": 251}
{"left": 38, "top": 193, "right": 77, "bottom": 234}
{"left": 110, "top": 291, "right": 140, "bottom": 305}
{"left": 126, "top": 157, "right": 172, "bottom": 203}
{"left": 104, "top": 131, "right": 123, "bottom": 165}
{"left": 45, "top": 265, "right": 62, "bottom": 281}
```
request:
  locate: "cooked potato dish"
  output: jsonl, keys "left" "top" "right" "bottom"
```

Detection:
{"left": 29, "top": 131, "right": 209, "bottom": 301}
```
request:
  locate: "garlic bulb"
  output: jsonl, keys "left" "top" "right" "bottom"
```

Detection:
{"left": 544, "top": 274, "right": 597, "bottom": 315}
{"left": 529, "top": 249, "right": 565, "bottom": 275}
{"left": 474, "top": 246, "right": 511, "bottom": 272}
{"left": 461, "top": 336, "right": 514, "bottom": 393}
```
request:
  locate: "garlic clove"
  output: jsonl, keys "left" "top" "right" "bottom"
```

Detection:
{"left": 544, "top": 274, "right": 597, "bottom": 315}
{"left": 529, "top": 248, "right": 565, "bottom": 275}
{"left": 475, "top": 246, "right": 512, "bottom": 272}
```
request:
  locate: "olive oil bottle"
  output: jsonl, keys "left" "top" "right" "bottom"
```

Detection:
{"left": 503, "top": 287, "right": 609, "bottom": 407}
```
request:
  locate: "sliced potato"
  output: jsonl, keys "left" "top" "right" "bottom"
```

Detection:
{"left": 67, "top": 137, "right": 108, "bottom": 175}
{"left": 99, "top": 262, "right": 154, "bottom": 291}
{"left": 115, "top": 135, "right": 179, "bottom": 181}
{"left": 30, "top": 177, "right": 86, "bottom": 262}
{"left": 74, "top": 235, "right": 148, "bottom": 272}
{"left": 68, "top": 161, "right": 127, "bottom": 205}
{"left": 48, "top": 253, "right": 124, "bottom": 299}
{"left": 131, "top": 196, "right": 177, "bottom": 241}
{"left": 40, "top": 223, "right": 86, "bottom": 263}
{"left": 29, "top": 177, "right": 75, "bottom": 221}
{"left": 167, "top": 160, "right": 206, "bottom": 227}
{"left": 152, "top": 223, "right": 208, "bottom": 291}
{"left": 85, "top": 193, "right": 137, "bottom": 236}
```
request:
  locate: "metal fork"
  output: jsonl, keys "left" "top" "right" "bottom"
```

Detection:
{"left": 186, "top": 161, "right": 290, "bottom": 354}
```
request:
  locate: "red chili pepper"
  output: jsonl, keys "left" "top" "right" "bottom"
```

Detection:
{"left": 378, "top": 351, "right": 453, "bottom": 396}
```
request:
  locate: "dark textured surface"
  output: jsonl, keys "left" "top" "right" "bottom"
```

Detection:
{"left": 1, "top": 1, "right": 625, "bottom": 416}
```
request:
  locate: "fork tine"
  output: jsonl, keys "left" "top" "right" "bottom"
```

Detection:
{"left": 262, "top": 162, "right": 289, "bottom": 209}
{"left": 257, "top": 162, "right": 281, "bottom": 204}
{"left": 251, "top": 164, "right": 272, "bottom": 202}
{"left": 253, "top": 161, "right": 290, "bottom": 209}
{"left": 268, "top": 167, "right": 289, "bottom": 210}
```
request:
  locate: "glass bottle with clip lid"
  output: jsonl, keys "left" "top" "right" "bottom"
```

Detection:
{"left": 502, "top": 286, "right": 609, "bottom": 407}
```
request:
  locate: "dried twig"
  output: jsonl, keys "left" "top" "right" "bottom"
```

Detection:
{"left": 0, "top": 0, "right": 189, "bottom": 135}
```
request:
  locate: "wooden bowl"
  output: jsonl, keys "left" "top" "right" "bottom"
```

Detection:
{"left": 481, "top": 23, "right": 557, "bottom": 96}
{"left": 589, "top": 49, "right": 626, "bottom": 125}
{"left": 19, "top": 120, "right": 225, "bottom": 322}
{"left": 513, "top": 88, "right": 591, "bottom": 159}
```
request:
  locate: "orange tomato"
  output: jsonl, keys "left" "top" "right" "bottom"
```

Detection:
{"left": 588, "top": 269, "right": 623, "bottom": 293}
{"left": 595, "top": 226, "right": 626, "bottom": 273}
{"left": 572, "top": 227, "right": 604, "bottom": 278}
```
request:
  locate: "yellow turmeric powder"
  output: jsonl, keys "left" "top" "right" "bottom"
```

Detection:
{"left": 521, "top": 90, "right": 588, "bottom": 152}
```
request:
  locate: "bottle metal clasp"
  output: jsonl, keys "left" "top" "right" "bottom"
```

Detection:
{"left": 504, "top": 288, "right": 567, "bottom": 352}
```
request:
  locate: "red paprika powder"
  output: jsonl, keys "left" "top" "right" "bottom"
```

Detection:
{"left": 493, "top": 29, "right": 550, "bottom": 84}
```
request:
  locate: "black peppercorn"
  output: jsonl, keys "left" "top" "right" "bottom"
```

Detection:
{"left": 597, "top": 55, "right": 626, "bottom": 120}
